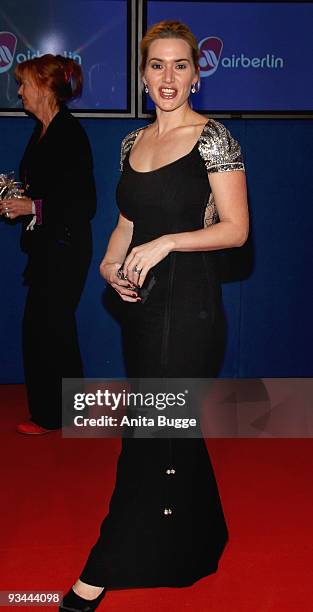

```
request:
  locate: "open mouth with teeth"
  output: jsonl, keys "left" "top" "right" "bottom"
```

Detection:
{"left": 159, "top": 87, "right": 177, "bottom": 99}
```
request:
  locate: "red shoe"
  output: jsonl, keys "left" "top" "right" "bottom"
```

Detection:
{"left": 17, "top": 421, "right": 53, "bottom": 435}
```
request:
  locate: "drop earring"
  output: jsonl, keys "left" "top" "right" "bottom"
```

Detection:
{"left": 191, "top": 81, "right": 200, "bottom": 94}
{"left": 144, "top": 84, "right": 149, "bottom": 94}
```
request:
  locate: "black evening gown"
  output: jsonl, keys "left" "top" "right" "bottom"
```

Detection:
{"left": 20, "top": 106, "right": 96, "bottom": 429}
{"left": 80, "top": 120, "right": 245, "bottom": 588}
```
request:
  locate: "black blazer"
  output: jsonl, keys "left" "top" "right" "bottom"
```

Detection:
{"left": 20, "top": 106, "right": 96, "bottom": 284}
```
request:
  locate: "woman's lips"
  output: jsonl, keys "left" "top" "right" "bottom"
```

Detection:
{"left": 159, "top": 87, "right": 177, "bottom": 100}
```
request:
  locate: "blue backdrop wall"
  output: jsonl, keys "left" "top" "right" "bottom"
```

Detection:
{"left": 1, "top": 116, "right": 312, "bottom": 382}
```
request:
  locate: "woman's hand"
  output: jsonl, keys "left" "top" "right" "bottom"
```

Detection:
{"left": 100, "top": 261, "right": 140, "bottom": 303}
{"left": 122, "top": 235, "right": 174, "bottom": 287}
{"left": 0, "top": 197, "right": 33, "bottom": 219}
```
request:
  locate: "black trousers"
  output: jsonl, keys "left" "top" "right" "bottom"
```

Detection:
{"left": 22, "top": 276, "right": 86, "bottom": 430}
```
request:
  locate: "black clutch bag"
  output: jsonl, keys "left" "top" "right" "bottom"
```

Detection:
{"left": 137, "top": 273, "right": 156, "bottom": 303}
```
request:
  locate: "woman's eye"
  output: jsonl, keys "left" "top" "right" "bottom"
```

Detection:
{"left": 176, "top": 64, "right": 187, "bottom": 70}
{"left": 151, "top": 63, "right": 162, "bottom": 69}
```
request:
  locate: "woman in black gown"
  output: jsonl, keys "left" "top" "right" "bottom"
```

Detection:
{"left": 60, "top": 20, "right": 248, "bottom": 611}
{"left": 0, "top": 54, "right": 96, "bottom": 433}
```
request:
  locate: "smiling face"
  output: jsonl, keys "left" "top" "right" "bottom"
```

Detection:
{"left": 143, "top": 37, "right": 199, "bottom": 113}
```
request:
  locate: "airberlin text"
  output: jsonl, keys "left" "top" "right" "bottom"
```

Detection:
{"left": 222, "top": 53, "right": 283, "bottom": 69}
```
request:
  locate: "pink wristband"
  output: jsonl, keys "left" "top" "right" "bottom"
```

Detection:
{"left": 33, "top": 199, "right": 42, "bottom": 225}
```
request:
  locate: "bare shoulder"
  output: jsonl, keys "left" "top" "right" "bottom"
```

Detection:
{"left": 174, "top": 114, "right": 209, "bottom": 139}
{"left": 121, "top": 125, "right": 148, "bottom": 149}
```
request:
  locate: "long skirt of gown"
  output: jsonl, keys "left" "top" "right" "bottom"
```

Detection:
{"left": 80, "top": 253, "right": 228, "bottom": 589}
{"left": 80, "top": 145, "right": 229, "bottom": 589}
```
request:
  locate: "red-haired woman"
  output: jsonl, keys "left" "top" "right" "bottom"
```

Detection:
{"left": 60, "top": 20, "right": 248, "bottom": 611}
{"left": 0, "top": 54, "right": 96, "bottom": 433}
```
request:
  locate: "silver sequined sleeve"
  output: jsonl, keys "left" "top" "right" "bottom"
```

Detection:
{"left": 120, "top": 130, "right": 137, "bottom": 172}
{"left": 198, "top": 120, "right": 245, "bottom": 173}
{"left": 120, "top": 127, "right": 146, "bottom": 172}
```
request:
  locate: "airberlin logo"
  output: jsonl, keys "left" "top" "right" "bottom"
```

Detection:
{"left": 0, "top": 32, "right": 17, "bottom": 74}
{"left": 199, "top": 36, "right": 284, "bottom": 77}
{"left": 199, "top": 37, "right": 223, "bottom": 77}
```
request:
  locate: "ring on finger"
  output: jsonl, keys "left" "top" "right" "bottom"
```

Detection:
{"left": 117, "top": 267, "right": 128, "bottom": 281}
{"left": 133, "top": 265, "right": 142, "bottom": 274}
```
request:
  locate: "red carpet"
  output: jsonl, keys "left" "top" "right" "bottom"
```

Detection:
{"left": 1, "top": 384, "right": 313, "bottom": 611}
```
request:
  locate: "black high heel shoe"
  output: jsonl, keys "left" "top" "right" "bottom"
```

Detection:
{"left": 59, "top": 587, "right": 106, "bottom": 611}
